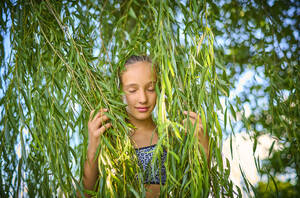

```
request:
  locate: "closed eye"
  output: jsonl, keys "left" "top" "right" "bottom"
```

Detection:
{"left": 128, "top": 89, "right": 137, "bottom": 93}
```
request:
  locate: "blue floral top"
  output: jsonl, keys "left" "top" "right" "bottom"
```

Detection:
{"left": 135, "top": 144, "right": 167, "bottom": 184}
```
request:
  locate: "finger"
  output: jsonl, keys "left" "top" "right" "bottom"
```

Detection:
{"left": 89, "top": 110, "right": 95, "bottom": 121}
{"left": 96, "top": 123, "right": 112, "bottom": 136}
{"left": 183, "top": 119, "right": 196, "bottom": 131}
{"left": 92, "top": 112, "right": 101, "bottom": 122}
{"left": 184, "top": 111, "right": 199, "bottom": 119}
{"left": 198, "top": 117, "right": 203, "bottom": 125}
{"left": 95, "top": 115, "right": 110, "bottom": 128}
{"left": 100, "top": 108, "right": 108, "bottom": 116}
{"left": 183, "top": 116, "right": 196, "bottom": 124}
{"left": 92, "top": 108, "right": 108, "bottom": 122}
{"left": 99, "top": 108, "right": 108, "bottom": 113}
{"left": 90, "top": 110, "right": 101, "bottom": 121}
{"left": 183, "top": 118, "right": 195, "bottom": 123}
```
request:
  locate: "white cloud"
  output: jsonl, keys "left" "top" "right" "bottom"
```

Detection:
{"left": 222, "top": 132, "right": 282, "bottom": 197}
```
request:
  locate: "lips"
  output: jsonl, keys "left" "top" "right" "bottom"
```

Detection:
{"left": 136, "top": 107, "right": 149, "bottom": 112}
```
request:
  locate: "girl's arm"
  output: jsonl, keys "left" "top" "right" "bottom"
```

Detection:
{"left": 83, "top": 109, "right": 112, "bottom": 195}
{"left": 183, "top": 111, "right": 210, "bottom": 161}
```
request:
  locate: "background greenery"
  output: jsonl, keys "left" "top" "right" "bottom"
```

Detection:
{"left": 0, "top": 0, "right": 299, "bottom": 197}
{"left": 207, "top": 0, "right": 299, "bottom": 196}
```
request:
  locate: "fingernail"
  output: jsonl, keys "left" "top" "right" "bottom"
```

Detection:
{"left": 183, "top": 111, "right": 187, "bottom": 114}
{"left": 104, "top": 108, "right": 108, "bottom": 111}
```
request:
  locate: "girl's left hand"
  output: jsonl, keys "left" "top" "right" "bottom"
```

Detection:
{"left": 183, "top": 111, "right": 209, "bottom": 159}
{"left": 183, "top": 111, "right": 203, "bottom": 135}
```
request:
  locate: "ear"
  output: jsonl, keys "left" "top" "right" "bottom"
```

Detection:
{"left": 122, "top": 94, "right": 127, "bottom": 105}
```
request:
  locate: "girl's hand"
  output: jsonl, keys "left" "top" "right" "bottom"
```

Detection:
{"left": 183, "top": 111, "right": 209, "bottom": 159}
{"left": 83, "top": 108, "right": 111, "bottom": 194}
{"left": 183, "top": 111, "right": 203, "bottom": 135}
{"left": 87, "top": 108, "right": 112, "bottom": 155}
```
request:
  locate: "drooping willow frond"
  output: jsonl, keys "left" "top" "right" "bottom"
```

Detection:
{"left": 1, "top": 0, "right": 243, "bottom": 197}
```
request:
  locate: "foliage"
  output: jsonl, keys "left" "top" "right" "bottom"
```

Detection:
{"left": 206, "top": 0, "right": 300, "bottom": 195}
{"left": 255, "top": 179, "right": 298, "bottom": 198}
{"left": 0, "top": 0, "right": 241, "bottom": 197}
{"left": 1, "top": 0, "right": 298, "bottom": 197}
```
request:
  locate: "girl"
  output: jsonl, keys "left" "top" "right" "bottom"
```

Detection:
{"left": 82, "top": 55, "right": 209, "bottom": 197}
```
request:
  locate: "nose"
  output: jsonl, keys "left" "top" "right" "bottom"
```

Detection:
{"left": 138, "top": 90, "right": 147, "bottom": 104}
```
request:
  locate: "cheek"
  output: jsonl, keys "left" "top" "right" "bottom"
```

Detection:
{"left": 125, "top": 94, "right": 136, "bottom": 107}
{"left": 150, "top": 93, "right": 157, "bottom": 104}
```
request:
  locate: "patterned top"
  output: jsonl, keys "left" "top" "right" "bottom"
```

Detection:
{"left": 135, "top": 144, "right": 167, "bottom": 184}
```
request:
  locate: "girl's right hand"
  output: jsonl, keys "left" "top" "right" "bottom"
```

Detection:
{"left": 87, "top": 108, "right": 112, "bottom": 155}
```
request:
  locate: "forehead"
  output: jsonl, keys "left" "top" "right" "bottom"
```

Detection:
{"left": 121, "top": 61, "right": 156, "bottom": 85}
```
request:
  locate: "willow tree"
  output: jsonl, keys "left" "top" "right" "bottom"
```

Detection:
{"left": 206, "top": 0, "right": 300, "bottom": 195}
{"left": 1, "top": 0, "right": 243, "bottom": 197}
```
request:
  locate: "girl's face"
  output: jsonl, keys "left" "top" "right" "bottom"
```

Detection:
{"left": 121, "top": 61, "right": 157, "bottom": 121}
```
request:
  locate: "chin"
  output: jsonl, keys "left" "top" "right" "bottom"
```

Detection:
{"left": 134, "top": 113, "right": 152, "bottom": 121}
{"left": 129, "top": 110, "right": 153, "bottom": 121}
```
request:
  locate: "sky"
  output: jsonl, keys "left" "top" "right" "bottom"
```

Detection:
{"left": 222, "top": 132, "right": 282, "bottom": 197}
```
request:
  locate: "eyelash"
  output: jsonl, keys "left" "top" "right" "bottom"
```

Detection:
{"left": 128, "top": 88, "right": 155, "bottom": 93}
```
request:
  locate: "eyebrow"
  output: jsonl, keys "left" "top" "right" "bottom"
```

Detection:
{"left": 124, "top": 84, "right": 138, "bottom": 89}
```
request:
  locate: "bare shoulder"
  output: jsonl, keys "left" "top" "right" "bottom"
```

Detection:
{"left": 145, "top": 184, "right": 160, "bottom": 198}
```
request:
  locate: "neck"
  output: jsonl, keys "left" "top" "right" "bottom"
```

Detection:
{"left": 128, "top": 114, "right": 156, "bottom": 133}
